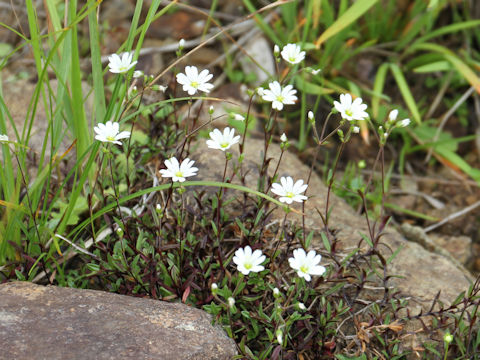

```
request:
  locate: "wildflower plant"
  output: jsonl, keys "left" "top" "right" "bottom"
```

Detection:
{"left": 1, "top": 1, "right": 478, "bottom": 360}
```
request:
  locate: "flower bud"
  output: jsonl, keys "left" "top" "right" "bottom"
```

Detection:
{"left": 133, "top": 70, "right": 144, "bottom": 78}
{"left": 352, "top": 126, "right": 360, "bottom": 133}
{"left": 227, "top": 297, "right": 235, "bottom": 308}
{"left": 444, "top": 332, "right": 453, "bottom": 344}
{"left": 233, "top": 113, "right": 245, "bottom": 121}
{"left": 398, "top": 118, "right": 411, "bottom": 127}
{"left": 178, "top": 38, "right": 185, "bottom": 50}
{"left": 388, "top": 109, "right": 398, "bottom": 122}
{"left": 276, "top": 329, "right": 283, "bottom": 345}
{"left": 273, "top": 44, "right": 280, "bottom": 56}
{"left": 211, "top": 283, "right": 218, "bottom": 295}
{"left": 116, "top": 227, "right": 124, "bottom": 238}
{"left": 297, "top": 302, "right": 306, "bottom": 311}
{"left": 280, "top": 133, "right": 287, "bottom": 143}
{"left": 208, "top": 105, "right": 214, "bottom": 115}
{"left": 273, "top": 287, "right": 281, "bottom": 298}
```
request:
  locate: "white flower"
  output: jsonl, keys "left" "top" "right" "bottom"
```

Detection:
{"left": 398, "top": 118, "right": 411, "bottom": 127}
{"left": 353, "top": 126, "right": 360, "bottom": 133}
{"left": 206, "top": 127, "right": 240, "bottom": 152}
{"left": 94, "top": 121, "right": 131, "bottom": 145}
{"left": 262, "top": 81, "right": 297, "bottom": 111}
{"left": 257, "top": 87, "right": 265, "bottom": 96}
{"left": 288, "top": 248, "right": 326, "bottom": 282}
{"left": 310, "top": 68, "right": 321, "bottom": 75}
{"left": 298, "top": 302, "right": 306, "bottom": 311}
{"left": 333, "top": 93, "right": 369, "bottom": 121}
{"left": 308, "top": 111, "right": 314, "bottom": 121}
{"left": 280, "top": 133, "right": 287, "bottom": 142}
{"left": 281, "top": 43, "right": 306, "bottom": 65}
{"left": 233, "top": 113, "right": 245, "bottom": 121}
{"left": 211, "top": 283, "right": 218, "bottom": 294}
{"left": 227, "top": 297, "right": 235, "bottom": 308}
{"left": 155, "top": 204, "right": 162, "bottom": 213}
{"left": 133, "top": 70, "right": 143, "bottom": 78}
{"left": 108, "top": 52, "right": 137, "bottom": 74}
{"left": 273, "top": 287, "right": 280, "bottom": 297}
{"left": 232, "top": 245, "right": 266, "bottom": 275}
{"left": 176, "top": 66, "right": 214, "bottom": 95}
{"left": 271, "top": 176, "right": 308, "bottom": 204}
{"left": 0, "top": 134, "right": 8, "bottom": 142}
{"left": 159, "top": 157, "right": 198, "bottom": 182}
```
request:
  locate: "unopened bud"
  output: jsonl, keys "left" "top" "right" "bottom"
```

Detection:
{"left": 227, "top": 297, "right": 235, "bottom": 308}
{"left": 444, "top": 332, "right": 453, "bottom": 344}
{"left": 388, "top": 109, "right": 398, "bottom": 122}
{"left": 211, "top": 283, "right": 218, "bottom": 295}
{"left": 280, "top": 133, "right": 287, "bottom": 143}
{"left": 276, "top": 329, "right": 283, "bottom": 345}
{"left": 208, "top": 105, "right": 214, "bottom": 115}
{"left": 178, "top": 38, "right": 185, "bottom": 50}
{"left": 273, "top": 287, "right": 281, "bottom": 298}
{"left": 273, "top": 44, "right": 280, "bottom": 56}
{"left": 233, "top": 113, "right": 245, "bottom": 121}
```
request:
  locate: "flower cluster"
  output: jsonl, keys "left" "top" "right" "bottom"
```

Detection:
{"left": 233, "top": 245, "right": 326, "bottom": 282}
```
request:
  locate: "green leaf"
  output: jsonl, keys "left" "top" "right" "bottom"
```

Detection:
{"left": 409, "top": 42, "right": 480, "bottom": 94}
{"left": 315, "top": 0, "right": 380, "bottom": 47}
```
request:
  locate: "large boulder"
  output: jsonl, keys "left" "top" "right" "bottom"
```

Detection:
{"left": 0, "top": 281, "right": 237, "bottom": 359}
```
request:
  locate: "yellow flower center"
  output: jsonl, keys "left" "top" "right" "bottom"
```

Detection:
{"left": 191, "top": 81, "right": 199, "bottom": 88}
{"left": 289, "top": 56, "right": 296, "bottom": 62}
{"left": 286, "top": 192, "right": 294, "bottom": 198}
{"left": 244, "top": 262, "right": 252, "bottom": 270}
{"left": 106, "top": 136, "right": 116, "bottom": 142}
{"left": 220, "top": 142, "right": 229, "bottom": 148}
{"left": 345, "top": 109, "right": 353, "bottom": 117}
{"left": 300, "top": 265, "right": 309, "bottom": 274}
{"left": 175, "top": 171, "right": 183, "bottom": 177}
{"left": 276, "top": 95, "right": 285, "bottom": 103}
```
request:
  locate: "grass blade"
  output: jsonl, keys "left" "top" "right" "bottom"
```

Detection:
{"left": 315, "top": 0, "right": 380, "bottom": 47}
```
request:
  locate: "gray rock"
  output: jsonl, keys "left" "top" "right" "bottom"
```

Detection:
{"left": 0, "top": 281, "right": 237, "bottom": 360}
